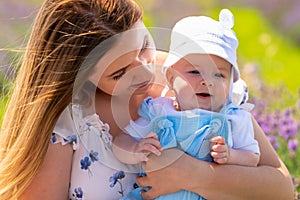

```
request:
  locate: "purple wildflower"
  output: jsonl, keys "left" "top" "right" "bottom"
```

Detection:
{"left": 288, "top": 139, "right": 299, "bottom": 152}
{"left": 267, "top": 135, "right": 279, "bottom": 150}
{"left": 278, "top": 115, "right": 298, "bottom": 139}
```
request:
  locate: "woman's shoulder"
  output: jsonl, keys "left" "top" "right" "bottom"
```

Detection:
{"left": 51, "top": 106, "right": 78, "bottom": 147}
{"left": 52, "top": 104, "right": 111, "bottom": 149}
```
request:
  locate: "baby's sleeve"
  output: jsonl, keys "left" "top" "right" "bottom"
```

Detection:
{"left": 124, "top": 117, "right": 152, "bottom": 141}
{"left": 51, "top": 106, "right": 78, "bottom": 149}
{"left": 126, "top": 97, "right": 174, "bottom": 141}
{"left": 230, "top": 110, "right": 260, "bottom": 155}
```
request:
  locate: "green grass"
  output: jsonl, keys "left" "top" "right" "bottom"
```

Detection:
{"left": 0, "top": 95, "right": 8, "bottom": 126}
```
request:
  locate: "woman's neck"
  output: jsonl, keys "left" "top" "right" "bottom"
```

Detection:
{"left": 94, "top": 90, "right": 148, "bottom": 136}
{"left": 94, "top": 83, "right": 168, "bottom": 136}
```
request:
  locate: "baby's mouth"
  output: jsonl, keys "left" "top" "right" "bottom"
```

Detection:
{"left": 197, "top": 92, "right": 211, "bottom": 97}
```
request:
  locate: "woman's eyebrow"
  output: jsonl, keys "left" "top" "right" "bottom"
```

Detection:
{"left": 107, "top": 65, "right": 130, "bottom": 77}
{"left": 137, "top": 36, "right": 148, "bottom": 54}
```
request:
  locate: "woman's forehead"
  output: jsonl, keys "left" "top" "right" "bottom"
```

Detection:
{"left": 95, "top": 21, "right": 151, "bottom": 73}
{"left": 105, "top": 21, "right": 149, "bottom": 60}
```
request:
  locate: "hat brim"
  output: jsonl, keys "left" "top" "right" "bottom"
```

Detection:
{"left": 162, "top": 40, "right": 240, "bottom": 82}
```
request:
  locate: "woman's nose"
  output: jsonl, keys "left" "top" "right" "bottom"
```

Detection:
{"left": 138, "top": 56, "right": 153, "bottom": 66}
{"left": 134, "top": 57, "right": 154, "bottom": 71}
{"left": 130, "top": 58, "right": 153, "bottom": 76}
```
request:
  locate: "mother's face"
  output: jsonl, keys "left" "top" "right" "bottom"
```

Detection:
{"left": 89, "top": 21, "right": 156, "bottom": 96}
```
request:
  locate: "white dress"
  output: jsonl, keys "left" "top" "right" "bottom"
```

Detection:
{"left": 51, "top": 104, "right": 141, "bottom": 200}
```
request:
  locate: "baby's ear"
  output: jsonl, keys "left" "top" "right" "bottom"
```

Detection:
{"left": 165, "top": 67, "right": 174, "bottom": 88}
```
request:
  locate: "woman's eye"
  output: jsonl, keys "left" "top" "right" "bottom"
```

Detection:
{"left": 189, "top": 70, "right": 200, "bottom": 74}
{"left": 113, "top": 74, "right": 122, "bottom": 80}
{"left": 141, "top": 39, "right": 151, "bottom": 53}
{"left": 112, "top": 69, "right": 126, "bottom": 80}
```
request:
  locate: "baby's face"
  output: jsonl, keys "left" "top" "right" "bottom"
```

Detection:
{"left": 167, "top": 54, "right": 232, "bottom": 112}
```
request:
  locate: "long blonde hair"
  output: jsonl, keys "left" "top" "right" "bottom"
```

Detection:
{"left": 0, "top": 0, "right": 142, "bottom": 199}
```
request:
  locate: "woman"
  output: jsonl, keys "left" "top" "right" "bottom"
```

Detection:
{"left": 0, "top": 0, "right": 293, "bottom": 199}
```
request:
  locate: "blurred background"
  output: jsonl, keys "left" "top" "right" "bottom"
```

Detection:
{"left": 1, "top": 0, "right": 300, "bottom": 100}
{"left": 0, "top": 0, "right": 299, "bottom": 196}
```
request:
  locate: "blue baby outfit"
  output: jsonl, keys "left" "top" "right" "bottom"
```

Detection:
{"left": 139, "top": 97, "right": 231, "bottom": 162}
{"left": 122, "top": 97, "right": 240, "bottom": 200}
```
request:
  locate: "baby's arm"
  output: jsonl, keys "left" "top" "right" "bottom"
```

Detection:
{"left": 210, "top": 136, "right": 259, "bottom": 167}
{"left": 112, "top": 132, "right": 162, "bottom": 164}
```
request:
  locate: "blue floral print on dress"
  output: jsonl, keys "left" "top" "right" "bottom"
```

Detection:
{"left": 50, "top": 132, "right": 57, "bottom": 143}
{"left": 89, "top": 150, "right": 99, "bottom": 162}
{"left": 80, "top": 156, "right": 91, "bottom": 170}
{"left": 109, "top": 171, "right": 126, "bottom": 197}
{"left": 72, "top": 187, "right": 83, "bottom": 200}
{"left": 79, "top": 150, "right": 99, "bottom": 176}
{"left": 64, "top": 135, "right": 77, "bottom": 143}
{"left": 133, "top": 182, "right": 139, "bottom": 189}
{"left": 50, "top": 132, "right": 77, "bottom": 149}
{"left": 80, "top": 115, "right": 112, "bottom": 151}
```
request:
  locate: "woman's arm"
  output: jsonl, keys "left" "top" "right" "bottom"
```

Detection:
{"left": 20, "top": 142, "right": 73, "bottom": 200}
{"left": 137, "top": 116, "right": 294, "bottom": 200}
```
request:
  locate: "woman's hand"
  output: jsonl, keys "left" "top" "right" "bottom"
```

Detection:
{"left": 136, "top": 148, "right": 189, "bottom": 199}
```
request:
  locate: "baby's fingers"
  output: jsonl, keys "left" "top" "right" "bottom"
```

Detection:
{"left": 211, "top": 151, "right": 227, "bottom": 159}
{"left": 210, "top": 136, "right": 229, "bottom": 164}
{"left": 211, "top": 143, "right": 227, "bottom": 153}
{"left": 145, "top": 132, "right": 159, "bottom": 140}
{"left": 212, "top": 157, "right": 228, "bottom": 164}
{"left": 210, "top": 136, "right": 225, "bottom": 144}
{"left": 143, "top": 133, "right": 163, "bottom": 151}
{"left": 211, "top": 151, "right": 228, "bottom": 164}
{"left": 140, "top": 142, "right": 162, "bottom": 156}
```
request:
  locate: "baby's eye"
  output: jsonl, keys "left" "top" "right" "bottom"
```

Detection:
{"left": 214, "top": 73, "right": 224, "bottom": 78}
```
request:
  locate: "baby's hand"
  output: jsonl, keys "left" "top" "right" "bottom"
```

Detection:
{"left": 134, "top": 132, "right": 162, "bottom": 162}
{"left": 210, "top": 136, "right": 229, "bottom": 164}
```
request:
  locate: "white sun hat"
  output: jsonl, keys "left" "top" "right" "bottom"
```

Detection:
{"left": 163, "top": 9, "right": 240, "bottom": 82}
